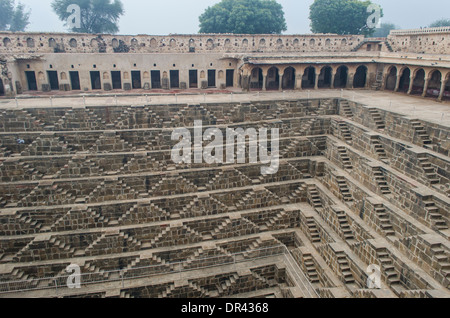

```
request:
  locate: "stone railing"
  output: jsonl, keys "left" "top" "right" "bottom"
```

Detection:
{"left": 0, "top": 32, "right": 364, "bottom": 54}
{"left": 390, "top": 27, "right": 450, "bottom": 35}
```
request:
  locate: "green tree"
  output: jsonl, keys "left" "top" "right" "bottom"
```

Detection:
{"left": 199, "top": 0, "right": 287, "bottom": 34}
{"left": 429, "top": 19, "right": 450, "bottom": 28}
{"left": 0, "top": 0, "right": 30, "bottom": 31}
{"left": 51, "top": 0, "right": 124, "bottom": 34}
{"left": 371, "top": 22, "right": 398, "bottom": 38}
{"left": 309, "top": 0, "right": 382, "bottom": 36}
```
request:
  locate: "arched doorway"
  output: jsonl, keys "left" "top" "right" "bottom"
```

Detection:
{"left": 411, "top": 69, "right": 425, "bottom": 95}
{"left": 282, "top": 67, "right": 295, "bottom": 90}
{"left": 353, "top": 65, "right": 367, "bottom": 88}
{"left": 385, "top": 66, "right": 397, "bottom": 91}
{"left": 266, "top": 67, "right": 280, "bottom": 90}
{"left": 318, "top": 66, "right": 332, "bottom": 88}
{"left": 0, "top": 78, "right": 4, "bottom": 96}
{"left": 250, "top": 67, "right": 263, "bottom": 90}
{"left": 398, "top": 68, "right": 411, "bottom": 93}
{"left": 302, "top": 67, "right": 316, "bottom": 89}
{"left": 334, "top": 66, "right": 348, "bottom": 88}
{"left": 426, "top": 70, "right": 442, "bottom": 97}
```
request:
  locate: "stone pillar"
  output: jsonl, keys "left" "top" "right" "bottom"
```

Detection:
{"left": 330, "top": 71, "right": 336, "bottom": 89}
{"left": 279, "top": 71, "right": 284, "bottom": 91}
{"left": 295, "top": 67, "right": 304, "bottom": 90}
{"left": 314, "top": 73, "right": 319, "bottom": 90}
{"left": 262, "top": 70, "right": 267, "bottom": 91}
{"left": 422, "top": 77, "right": 429, "bottom": 97}
{"left": 394, "top": 72, "right": 401, "bottom": 92}
{"left": 347, "top": 73, "right": 354, "bottom": 89}
{"left": 407, "top": 76, "right": 414, "bottom": 95}
{"left": 438, "top": 79, "right": 447, "bottom": 101}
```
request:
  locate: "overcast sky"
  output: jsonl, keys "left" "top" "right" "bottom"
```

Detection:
{"left": 18, "top": 0, "right": 450, "bottom": 35}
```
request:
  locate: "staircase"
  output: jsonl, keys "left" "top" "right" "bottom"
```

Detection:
{"left": 368, "top": 109, "right": 385, "bottom": 130}
{"left": 337, "top": 146, "right": 353, "bottom": 170}
{"left": 373, "top": 204, "right": 396, "bottom": 236}
{"left": 372, "top": 167, "right": 391, "bottom": 195}
{"left": 430, "top": 244, "right": 450, "bottom": 282}
{"left": 337, "top": 122, "right": 352, "bottom": 142}
{"left": 307, "top": 185, "right": 323, "bottom": 210}
{"left": 423, "top": 197, "right": 448, "bottom": 230}
{"left": 306, "top": 218, "right": 321, "bottom": 243}
{"left": 334, "top": 210, "right": 355, "bottom": 241}
{"left": 376, "top": 248, "right": 401, "bottom": 286}
{"left": 417, "top": 155, "right": 440, "bottom": 185}
{"left": 336, "top": 252, "right": 355, "bottom": 284}
{"left": 339, "top": 100, "right": 353, "bottom": 118}
{"left": 371, "top": 137, "right": 388, "bottom": 160}
{"left": 410, "top": 121, "right": 433, "bottom": 146}
{"left": 303, "top": 254, "right": 320, "bottom": 284}
{"left": 336, "top": 176, "right": 353, "bottom": 202}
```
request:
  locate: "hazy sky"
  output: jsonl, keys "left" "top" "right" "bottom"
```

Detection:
{"left": 18, "top": 0, "right": 450, "bottom": 35}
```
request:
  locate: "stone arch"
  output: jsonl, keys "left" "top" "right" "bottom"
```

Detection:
{"left": 60, "top": 72, "right": 67, "bottom": 80}
{"left": 206, "top": 39, "right": 214, "bottom": 49}
{"left": 2, "top": 37, "right": 11, "bottom": 47}
{"left": 276, "top": 38, "right": 283, "bottom": 48}
{"left": 318, "top": 66, "right": 333, "bottom": 88}
{"left": 293, "top": 39, "right": 300, "bottom": 48}
{"left": 398, "top": 67, "right": 411, "bottom": 92}
{"left": 411, "top": 68, "right": 425, "bottom": 95}
{"left": 90, "top": 38, "right": 98, "bottom": 48}
{"left": 325, "top": 39, "right": 331, "bottom": 46}
{"left": 224, "top": 39, "right": 231, "bottom": 48}
{"left": 169, "top": 38, "right": 177, "bottom": 48}
{"left": 282, "top": 67, "right": 295, "bottom": 90}
{"left": 242, "top": 39, "right": 249, "bottom": 48}
{"left": 69, "top": 38, "right": 77, "bottom": 48}
{"left": 49, "top": 38, "right": 57, "bottom": 48}
{"left": 103, "top": 72, "right": 110, "bottom": 80}
{"left": 112, "top": 38, "right": 119, "bottom": 48}
{"left": 334, "top": 65, "right": 348, "bottom": 88}
{"left": 302, "top": 66, "right": 316, "bottom": 89}
{"left": 309, "top": 39, "right": 315, "bottom": 46}
{"left": 131, "top": 38, "right": 138, "bottom": 47}
{"left": 341, "top": 39, "right": 347, "bottom": 46}
{"left": 38, "top": 72, "right": 45, "bottom": 81}
{"left": 26, "top": 38, "right": 35, "bottom": 48}
{"left": 259, "top": 39, "right": 266, "bottom": 47}
{"left": 353, "top": 65, "right": 368, "bottom": 88}
{"left": 426, "top": 70, "right": 442, "bottom": 97}
{"left": 385, "top": 66, "right": 397, "bottom": 91}
{"left": 250, "top": 67, "right": 263, "bottom": 90}
{"left": 266, "top": 67, "right": 280, "bottom": 90}
{"left": 218, "top": 70, "right": 224, "bottom": 79}
{"left": 123, "top": 72, "right": 130, "bottom": 80}
{"left": 150, "top": 38, "right": 158, "bottom": 48}
{"left": 143, "top": 71, "right": 150, "bottom": 79}
{"left": 200, "top": 70, "right": 206, "bottom": 79}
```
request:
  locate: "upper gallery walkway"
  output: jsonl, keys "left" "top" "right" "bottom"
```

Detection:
{"left": 0, "top": 89, "right": 449, "bottom": 126}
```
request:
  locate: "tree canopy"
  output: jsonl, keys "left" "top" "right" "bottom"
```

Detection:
{"left": 199, "top": 0, "right": 287, "bottom": 34}
{"left": 309, "top": 0, "right": 383, "bottom": 36}
{"left": 429, "top": 19, "right": 450, "bottom": 28}
{"left": 51, "top": 0, "right": 124, "bottom": 34}
{"left": 0, "top": 0, "right": 30, "bottom": 32}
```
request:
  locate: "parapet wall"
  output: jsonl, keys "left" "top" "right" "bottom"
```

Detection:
{"left": 388, "top": 27, "right": 450, "bottom": 55}
{"left": 0, "top": 32, "right": 364, "bottom": 54}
